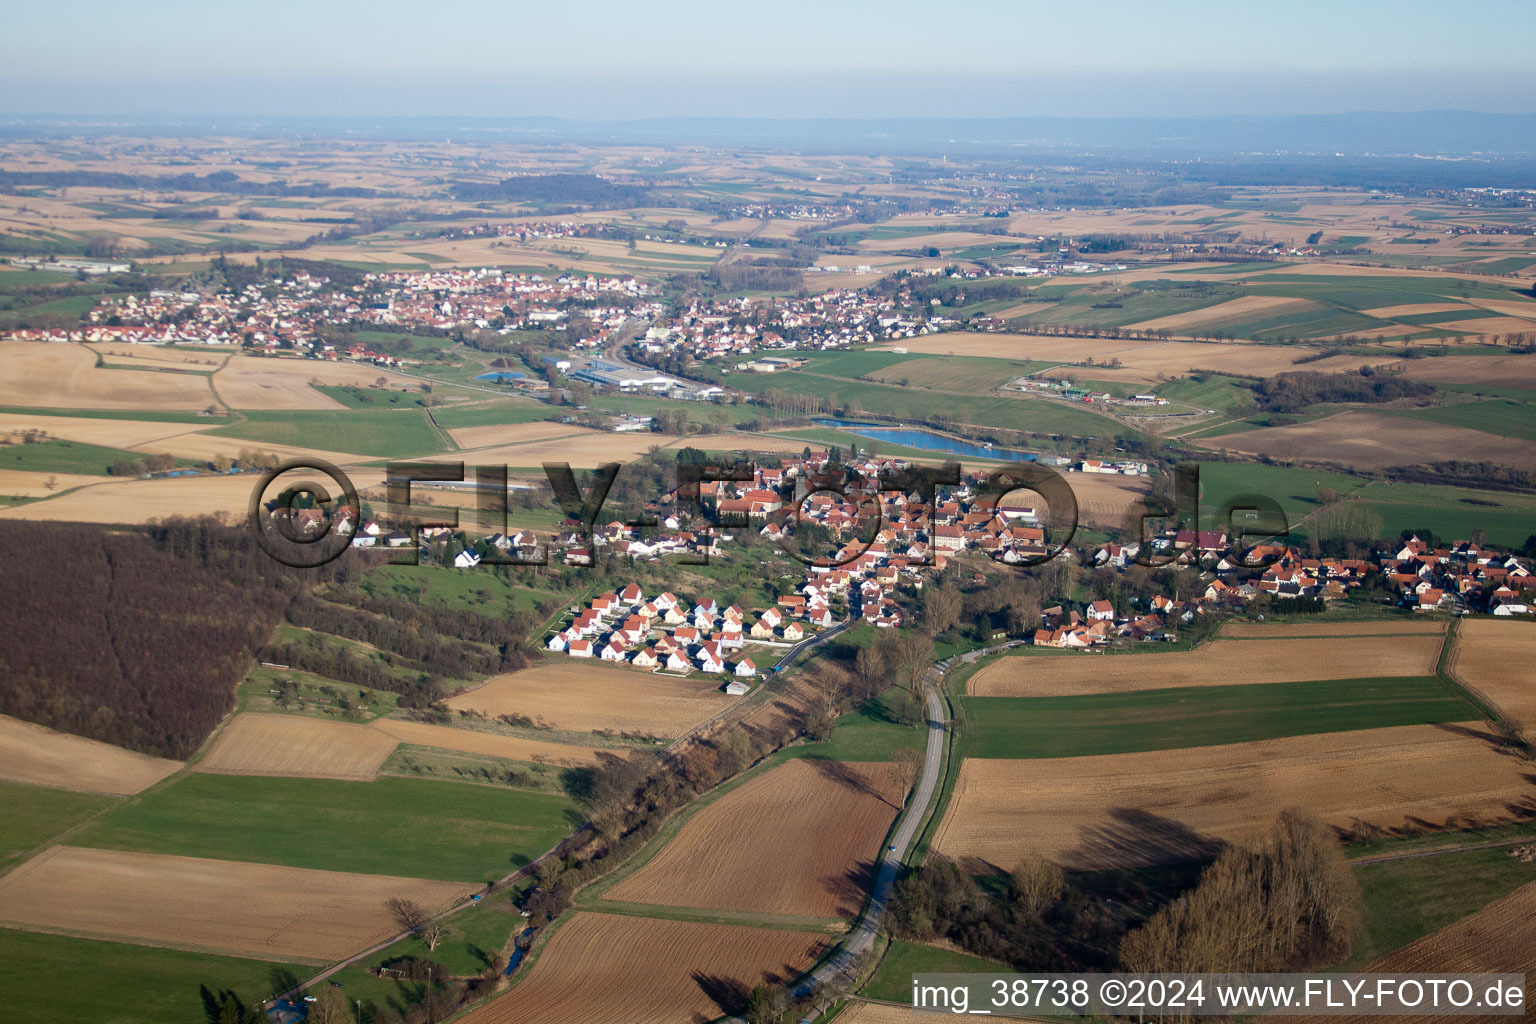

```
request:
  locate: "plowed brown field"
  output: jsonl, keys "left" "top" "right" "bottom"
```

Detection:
{"left": 1219, "top": 620, "right": 1448, "bottom": 638}
{"left": 0, "top": 846, "right": 473, "bottom": 962}
{"left": 968, "top": 635, "right": 1444, "bottom": 696}
{"left": 934, "top": 724, "right": 1535, "bottom": 870}
{"left": 0, "top": 341, "right": 214, "bottom": 410}
{"left": 1447, "top": 618, "right": 1536, "bottom": 728}
{"left": 605, "top": 758, "right": 902, "bottom": 919}
{"left": 444, "top": 664, "right": 735, "bottom": 737}
{"left": 0, "top": 714, "right": 182, "bottom": 795}
{"left": 194, "top": 713, "right": 398, "bottom": 780}
{"left": 458, "top": 913, "right": 827, "bottom": 1024}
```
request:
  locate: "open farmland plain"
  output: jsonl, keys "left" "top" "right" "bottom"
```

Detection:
{"left": 603, "top": 757, "right": 902, "bottom": 919}
{"left": 444, "top": 663, "right": 737, "bottom": 738}
{"left": 967, "top": 635, "right": 1445, "bottom": 696}
{"left": 1446, "top": 618, "right": 1536, "bottom": 726}
{"left": 194, "top": 712, "right": 398, "bottom": 780}
{"left": 1202, "top": 410, "right": 1536, "bottom": 473}
{"left": 0, "top": 714, "right": 182, "bottom": 795}
{"left": 458, "top": 912, "right": 828, "bottom": 1024}
{"left": 0, "top": 846, "right": 474, "bottom": 962}
{"left": 934, "top": 724, "right": 1534, "bottom": 870}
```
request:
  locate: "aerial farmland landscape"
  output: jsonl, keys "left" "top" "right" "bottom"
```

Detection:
{"left": 2, "top": 3, "right": 1536, "bottom": 1023}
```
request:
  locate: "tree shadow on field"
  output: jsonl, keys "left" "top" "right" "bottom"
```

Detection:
{"left": 1064, "top": 808, "right": 1226, "bottom": 870}
{"left": 1431, "top": 720, "right": 1527, "bottom": 756}
{"left": 821, "top": 858, "right": 878, "bottom": 918}
{"left": 692, "top": 972, "right": 751, "bottom": 1017}
{"left": 267, "top": 966, "right": 302, "bottom": 999}
{"left": 804, "top": 756, "right": 895, "bottom": 809}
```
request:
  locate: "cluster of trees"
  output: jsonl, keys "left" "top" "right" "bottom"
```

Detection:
{"left": 1120, "top": 810, "right": 1360, "bottom": 971}
{"left": 0, "top": 522, "right": 284, "bottom": 758}
{"left": 1251, "top": 369, "right": 1435, "bottom": 413}
{"left": 107, "top": 451, "right": 180, "bottom": 477}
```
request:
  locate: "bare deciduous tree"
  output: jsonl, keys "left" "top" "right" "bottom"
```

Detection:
{"left": 386, "top": 897, "right": 427, "bottom": 934}
{"left": 1011, "top": 852, "right": 1065, "bottom": 918}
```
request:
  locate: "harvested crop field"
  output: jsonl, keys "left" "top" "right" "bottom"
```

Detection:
{"left": 1039, "top": 342, "right": 1348, "bottom": 384}
{"left": 934, "top": 723, "right": 1535, "bottom": 870}
{"left": 367, "top": 717, "right": 607, "bottom": 766}
{"left": 0, "top": 714, "right": 182, "bottom": 795}
{"left": 1062, "top": 470, "right": 1151, "bottom": 530}
{"left": 1219, "top": 619, "right": 1448, "bottom": 638}
{"left": 459, "top": 912, "right": 827, "bottom": 1024}
{"left": 1396, "top": 354, "right": 1536, "bottom": 388}
{"left": 0, "top": 846, "right": 473, "bottom": 962}
{"left": 446, "top": 431, "right": 677, "bottom": 469}
{"left": 605, "top": 758, "right": 902, "bottom": 919}
{"left": 1311, "top": 883, "right": 1536, "bottom": 1024}
{"left": 678, "top": 431, "right": 825, "bottom": 454}
{"left": 0, "top": 469, "right": 386, "bottom": 525}
{"left": 0, "top": 411, "right": 205, "bottom": 448}
{"left": 968, "top": 635, "right": 1443, "bottom": 697}
{"left": 195, "top": 713, "right": 398, "bottom": 780}
{"left": 444, "top": 664, "right": 735, "bottom": 737}
{"left": 126, "top": 430, "right": 370, "bottom": 466}
{"left": 211, "top": 357, "right": 418, "bottom": 410}
{"left": 872, "top": 333, "right": 1155, "bottom": 361}
{"left": 1360, "top": 302, "right": 1475, "bottom": 319}
{"left": 0, "top": 469, "right": 102, "bottom": 496}
{"left": 448, "top": 420, "right": 576, "bottom": 450}
{"left": 0, "top": 341, "right": 214, "bottom": 410}
{"left": 1127, "top": 295, "right": 1316, "bottom": 332}
{"left": 1447, "top": 618, "right": 1536, "bottom": 728}
{"left": 1203, "top": 410, "right": 1536, "bottom": 473}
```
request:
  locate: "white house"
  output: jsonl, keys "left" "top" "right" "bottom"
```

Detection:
{"left": 733, "top": 657, "right": 757, "bottom": 677}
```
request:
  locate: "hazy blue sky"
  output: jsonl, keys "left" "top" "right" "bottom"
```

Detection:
{"left": 3, "top": 0, "right": 1533, "bottom": 118}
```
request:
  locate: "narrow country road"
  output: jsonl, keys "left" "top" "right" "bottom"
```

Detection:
{"left": 785, "top": 661, "right": 950, "bottom": 1006}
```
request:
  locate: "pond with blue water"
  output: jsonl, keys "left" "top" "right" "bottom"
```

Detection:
{"left": 813, "top": 419, "right": 1036, "bottom": 461}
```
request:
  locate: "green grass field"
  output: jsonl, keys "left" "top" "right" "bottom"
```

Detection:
{"left": 959, "top": 676, "right": 1475, "bottom": 760}
{"left": 209, "top": 408, "right": 448, "bottom": 457}
{"left": 432, "top": 400, "right": 564, "bottom": 430}
{"left": 1394, "top": 399, "right": 1536, "bottom": 442}
{"left": 73, "top": 773, "right": 577, "bottom": 883}
{"left": 324, "top": 899, "right": 528, "bottom": 1011}
{"left": 861, "top": 940, "right": 1008, "bottom": 1002}
{"left": 0, "top": 780, "right": 118, "bottom": 855}
{"left": 1346, "top": 844, "right": 1536, "bottom": 967}
{"left": 0, "top": 929, "right": 301, "bottom": 1024}
{"left": 312, "top": 385, "right": 425, "bottom": 410}
{"left": 0, "top": 439, "right": 198, "bottom": 476}
{"left": 793, "top": 687, "right": 926, "bottom": 763}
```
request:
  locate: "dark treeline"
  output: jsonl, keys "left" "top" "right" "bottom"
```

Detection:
{"left": 0, "top": 522, "right": 284, "bottom": 758}
{"left": 1251, "top": 369, "right": 1435, "bottom": 413}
